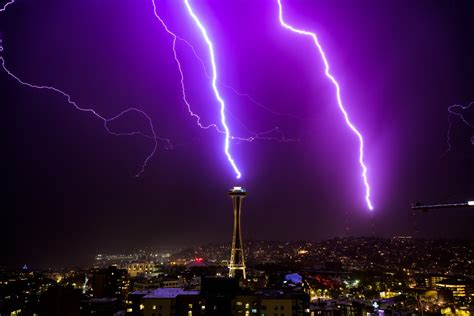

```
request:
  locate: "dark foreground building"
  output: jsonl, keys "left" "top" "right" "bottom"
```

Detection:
{"left": 128, "top": 276, "right": 310, "bottom": 316}
{"left": 38, "top": 286, "right": 81, "bottom": 316}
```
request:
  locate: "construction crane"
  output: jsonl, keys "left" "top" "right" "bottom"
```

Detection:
{"left": 411, "top": 200, "right": 474, "bottom": 212}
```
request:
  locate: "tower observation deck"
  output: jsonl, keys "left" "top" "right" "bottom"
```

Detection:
{"left": 228, "top": 186, "right": 247, "bottom": 279}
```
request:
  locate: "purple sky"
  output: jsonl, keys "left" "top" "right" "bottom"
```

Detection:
{"left": 1, "top": 0, "right": 473, "bottom": 268}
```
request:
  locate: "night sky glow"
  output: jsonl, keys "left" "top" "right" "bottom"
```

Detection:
{"left": 1, "top": 0, "right": 473, "bottom": 267}
{"left": 1, "top": 0, "right": 377, "bottom": 207}
{"left": 1, "top": 0, "right": 373, "bottom": 204}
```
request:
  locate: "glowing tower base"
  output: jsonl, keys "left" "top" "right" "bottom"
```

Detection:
{"left": 228, "top": 186, "right": 247, "bottom": 279}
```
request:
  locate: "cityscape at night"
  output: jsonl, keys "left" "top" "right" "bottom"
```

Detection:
{"left": 1, "top": 0, "right": 473, "bottom": 315}
{"left": 1, "top": 237, "right": 474, "bottom": 315}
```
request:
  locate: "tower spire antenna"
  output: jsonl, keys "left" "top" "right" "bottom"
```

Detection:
{"left": 228, "top": 186, "right": 247, "bottom": 279}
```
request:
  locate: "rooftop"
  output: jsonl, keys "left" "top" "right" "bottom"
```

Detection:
{"left": 130, "top": 289, "right": 155, "bottom": 296}
{"left": 142, "top": 287, "right": 199, "bottom": 299}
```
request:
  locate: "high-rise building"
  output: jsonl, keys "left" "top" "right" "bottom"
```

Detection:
{"left": 436, "top": 277, "right": 473, "bottom": 301}
{"left": 228, "top": 186, "right": 247, "bottom": 279}
{"left": 91, "top": 266, "right": 129, "bottom": 301}
{"left": 201, "top": 277, "right": 239, "bottom": 316}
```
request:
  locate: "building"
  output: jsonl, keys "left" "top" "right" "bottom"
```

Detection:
{"left": 201, "top": 277, "right": 240, "bottom": 316}
{"left": 162, "top": 278, "right": 187, "bottom": 288}
{"left": 232, "top": 290, "right": 310, "bottom": 316}
{"left": 128, "top": 262, "right": 155, "bottom": 277}
{"left": 38, "top": 285, "right": 81, "bottom": 316}
{"left": 232, "top": 294, "right": 259, "bottom": 315}
{"left": 133, "top": 277, "right": 162, "bottom": 291}
{"left": 186, "top": 258, "right": 218, "bottom": 278}
{"left": 126, "top": 289, "right": 154, "bottom": 315}
{"left": 436, "top": 277, "right": 473, "bottom": 301}
{"left": 91, "top": 266, "right": 129, "bottom": 301}
{"left": 140, "top": 288, "right": 200, "bottom": 316}
{"left": 126, "top": 276, "right": 311, "bottom": 316}
{"left": 422, "top": 274, "right": 446, "bottom": 289}
{"left": 81, "top": 297, "right": 119, "bottom": 316}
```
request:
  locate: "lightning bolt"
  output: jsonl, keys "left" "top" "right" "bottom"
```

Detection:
{"left": 1, "top": 0, "right": 174, "bottom": 176}
{"left": 276, "top": 0, "right": 373, "bottom": 210}
{"left": 151, "top": 0, "right": 219, "bottom": 132}
{"left": 2, "top": 0, "right": 293, "bottom": 181}
{"left": 448, "top": 103, "right": 474, "bottom": 128}
{"left": 0, "top": 0, "right": 15, "bottom": 12}
{"left": 183, "top": 0, "right": 241, "bottom": 179}
{"left": 151, "top": 0, "right": 300, "bottom": 144}
{"left": 444, "top": 102, "right": 474, "bottom": 154}
{"left": 0, "top": 47, "right": 171, "bottom": 177}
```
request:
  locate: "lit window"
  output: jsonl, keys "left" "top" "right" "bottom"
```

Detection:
{"left": 140, "top": 304, "right": 144, "bottom": 310}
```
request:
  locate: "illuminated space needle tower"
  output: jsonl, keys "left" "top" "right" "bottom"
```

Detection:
{"left": 228, "top": 186, "right": 247, "bottom": 279}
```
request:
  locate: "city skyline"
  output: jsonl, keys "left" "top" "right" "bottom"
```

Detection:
{"left": 1, "top": 0, "right": 474, "bottom": 270}
{"left": 1, "top": 236, "right": 473, "bottom": 315}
